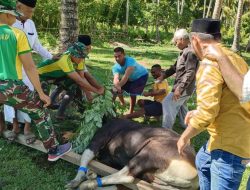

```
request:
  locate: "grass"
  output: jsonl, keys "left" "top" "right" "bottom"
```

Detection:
{"left": 0, "top": 41, "right": 249, "bottom": 189}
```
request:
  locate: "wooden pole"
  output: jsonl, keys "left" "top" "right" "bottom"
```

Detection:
{"left": 3, "top": 130, "right": 155, "bottom": 190}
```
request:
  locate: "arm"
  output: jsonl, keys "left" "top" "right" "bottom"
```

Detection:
{"left": 162, "top": 62, "right": 177, "bottom": 79}
{"left": 143, "top": 89, "right": 166, "bottom": 97}
{"left": 177, "top": 61, "right": 224, "bottom": 155}
{"left": 67, "top": 72, "right": 104, "bottom": 95}
{"left": 31, "top": 21, "right": 53, "bottom": 60}
{"left": 203, "top": 44, "right": 244, "bottom": 100}
{"left": 19, "top": 53, "right": 51, "bottom": 107}
{"left": 118, "top": 66, "right": 134, "bottom": 87}
{"left": 82, "top": 71, "right": 103, "bottom": 89}
{"left": 178, "top": 52, "right": 199, "bottom": 95}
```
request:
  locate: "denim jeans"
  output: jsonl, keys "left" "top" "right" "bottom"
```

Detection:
{"left": 196, "top": 142, "right": 248, "bottom": 190}
{"left": 161, "top": 92, "right": 190, "bottom": 129}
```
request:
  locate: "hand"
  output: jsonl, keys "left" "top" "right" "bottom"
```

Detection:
{"left": 38, "top": 93, "right": 51, "bottom": 107}
{"left": 177, "top": 136, "right": 190, "bottom": 156}
{"left": 203, "top": 44, "right": 224, "bottom": 62}
{"left": 185, "top": 110, "right": 195, "bottom": 125}
{"left": 172, "top": 86, "right": 181, "bottom": 101}
{"left": 143, "top": 92, "right": 150, "bottom": 97}
{"left": 52, "top": 53, "right": 62, "bottom": 60}
{"left": 114, "top": 85, "right": 122, "bottom": 93}
{"left": 96, "top": 86, "right": 105, "bottom": 95}
{"left": 85, "top": 91, "right": 94, "bottom": 102}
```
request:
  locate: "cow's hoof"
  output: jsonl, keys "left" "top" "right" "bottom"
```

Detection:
{"left": 65, "top": 179, "right": 82, "bottom": 189}
{"left": 79, "top": 180, "right": 97, "bottom": 190}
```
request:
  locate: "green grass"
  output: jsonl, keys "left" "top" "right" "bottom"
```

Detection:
{"left": 0, "top": 41, "right": 249, "bottom": 189}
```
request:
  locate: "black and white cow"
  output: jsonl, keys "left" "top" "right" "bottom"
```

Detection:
{"left": 66, "top": 119, "right": 198, "bottom": 190}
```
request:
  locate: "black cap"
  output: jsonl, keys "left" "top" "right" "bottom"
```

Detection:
{"left": 78, "top": 35, "right": 91, "bottom": 46}
{"left": 191, "top": 18, "right": 221, "bottom": 36}
{"left": 18, "top": 0, "right": 37, "bottom": 8}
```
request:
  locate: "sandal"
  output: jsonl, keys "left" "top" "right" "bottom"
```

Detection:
{"left": 6, "top": 130, "right": 18, "bottom": 142}
{"left": 24, "top": 132, "right": 36, "bottom": 145}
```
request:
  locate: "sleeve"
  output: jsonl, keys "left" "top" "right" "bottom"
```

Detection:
{"left": 189, "top": 62, "right": 224, "bottom": 130}
{"left": 164, "top": 62, "right": 176, "bottom": 78}
{"left": 76, "top": 61, "right": 84, "bottom": 71}
{"left": 178, "top": 52, "right": 199, "bottom": 94}
{"left": 57, "top": 56, "right": 75, "bottom": 74}
{"left": 31, "top": 21, "right": 52, "bottom": 60}
{"left": 17, "top": 31, "right": 32, "bottom": 55}
{"left": 241, "top": 70, "right": 250, "bottom": 103}
{"left": 126, "top": 57, "right": 137, "bottom": 67}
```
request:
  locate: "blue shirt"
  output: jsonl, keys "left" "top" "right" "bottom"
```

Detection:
{"left": 112, "top": 56, "right": 148, "bottom": 81}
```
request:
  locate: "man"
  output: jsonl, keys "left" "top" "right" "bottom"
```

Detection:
{"left": 177, "top": 18, "right": 250, "bottom": 190}
{"left": 37, "top": 42, "right": 104, "bottom": 108}
{"left": 160, "top": 29, "right": 199, "bottom": 129}
{"left": 112, "top": 47, "right": 148, "bottom": 114}
{"left": 0, "top": 0, "right": 71, "bottom": 161}
{"left": 50, "top": 35, "right": 103, "bottom": 119}
{"left": 4, "top": 0, "right": 54, "bottom": 143}
{"left": 194, "top": 34, "right": 250, "bottom": 188}
{"left": 123, "top": 64, "right": 168, "bottom": 119}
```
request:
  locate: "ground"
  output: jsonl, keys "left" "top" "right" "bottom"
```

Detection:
{"left": 0, "top": 42, "right": 249, "bottom": 190}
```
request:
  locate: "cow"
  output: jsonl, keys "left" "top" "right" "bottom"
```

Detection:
{"left": 66, "top": 119, "right": 198, "bottom": 190}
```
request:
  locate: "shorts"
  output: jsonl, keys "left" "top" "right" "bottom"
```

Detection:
{"left": 143, "top": 99, "right": 162, "bottom": 116}
{"left": 122, "top": 74, "right": 148, "bottom": 95}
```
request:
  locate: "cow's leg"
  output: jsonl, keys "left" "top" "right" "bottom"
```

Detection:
{"left": 65, "top": 149, "right": 95, "bottom": 189}
{"left": 79, "top": 166, "right": 135, "bottom": 190}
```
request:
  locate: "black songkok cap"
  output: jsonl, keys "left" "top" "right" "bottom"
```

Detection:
{"left": 191, "top": 18, "right": 221, "bottom": 36}
{"left": 18, "top": 0, "right": 37, "bottom": 8}
{"left": 78, "top": 35, "right": 91, "bottom": 46}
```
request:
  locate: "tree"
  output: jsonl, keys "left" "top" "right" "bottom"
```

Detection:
{"left": 231, "top": 0, "right": 244, "bottom": 52}
{"left": 59, "top": 0, "right": 79, "bottom": 51}
{"left": 212, "top": 0, "right": 223, "bottom": 19}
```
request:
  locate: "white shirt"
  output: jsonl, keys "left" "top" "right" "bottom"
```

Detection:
{"left": 13, "top": 19, "right": 53, "bottom": 60}
{"left": 242, "top": 70, "right": 250, "bottom": 102}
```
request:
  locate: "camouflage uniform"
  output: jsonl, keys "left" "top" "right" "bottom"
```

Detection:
{"left": 0, "top": 80, "right": 58, "bottom": 149}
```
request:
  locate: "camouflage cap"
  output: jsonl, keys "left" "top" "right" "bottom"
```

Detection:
{"left": 0, "top": 0, "right": 22, "bottom": 17}
{"left": 67, "top": 42, "right": 89, "bottom": 59}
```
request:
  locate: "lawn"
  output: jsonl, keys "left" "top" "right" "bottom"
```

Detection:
{"left": 0, "top": 41, "right": 249, "bottom": 190}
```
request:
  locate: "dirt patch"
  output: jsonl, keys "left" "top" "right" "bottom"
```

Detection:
{"left": 110, "top": 42, "right": 130, "bottom": 48}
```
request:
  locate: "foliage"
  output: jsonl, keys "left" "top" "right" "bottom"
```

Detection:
{"left": 73, "top": 89, "right": 116, "bottom": 153}
{"left": 33, "top": 0, "right": 250, "bottom": 49}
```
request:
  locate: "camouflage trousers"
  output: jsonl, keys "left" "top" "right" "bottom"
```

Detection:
{"left": 0, "top": 80, "right": 58, "bottom": 150}
{"left": 40, "top": 77, "right": 78, "bottom": 96}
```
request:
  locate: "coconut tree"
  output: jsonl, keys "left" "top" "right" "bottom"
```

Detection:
{"left": 231, "top": 0, "right": 244, "bottom": 52}
{"left": 59, "top": 0, "right": 79, "bottom": 51}
{"left": 212, "top": 0, "right": 223, "bottom": 19}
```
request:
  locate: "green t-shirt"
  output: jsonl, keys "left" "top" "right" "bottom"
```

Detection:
{"left": 0, "top": 24, "right": 32, "bottom": 80}
{"left": 37, "top": 54, "right": 85, "bottom": 79}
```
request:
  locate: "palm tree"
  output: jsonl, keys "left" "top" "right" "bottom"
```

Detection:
{"left": 212, "top": 0, "right": 223, "bottom": 19}
{"left": 206, "top": 0, "right": 214, "bottom": 17}
{"left": 231, "top": 0, "right": 244, "bottom": 52}
{"left": 59, "top": 0, "right": 79, "bottom": 51}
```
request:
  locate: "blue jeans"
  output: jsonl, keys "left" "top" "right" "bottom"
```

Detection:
{"left": 162, "top": 92, "right": 189, "bottom": 129}
{"left": 196, "top": 142, "right": 248, "bottom": 190}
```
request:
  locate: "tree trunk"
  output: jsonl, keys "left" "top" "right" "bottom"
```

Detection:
{"left": 180, "top": 0, "right": 185, "bottom": 15}
{"left": 231, "top": 0, "right": 244, "bottom": 52}
{"left": 203, "top": 0, "right": 207, "bottom": 18}
{"left": 155, "top": 0, "right": 160, "bottom": 42}
{"left": 59, "top": 0, "right": 79, "bottom": 52}
{"left": 177, "top": 0, "right": 180, "bottom": 14}
{"left": 212, "top": 0, "right": 222, "bottom": 19}
{"left": 125, "top": 0, "right": 129, "bottom": 33}
{"left": 206, "top": 0, "right": 213, "bottom": 17}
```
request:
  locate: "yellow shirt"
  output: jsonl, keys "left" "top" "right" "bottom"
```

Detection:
{"left": 190, "top": 45, "right": 250, "bottom": 158}
{"left": 153, "top": 80, "right": 169, "bottom": 102}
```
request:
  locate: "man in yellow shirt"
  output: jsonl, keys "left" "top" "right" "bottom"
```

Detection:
{"left": 177, "top": 18, "right": 250, "bottom": 189}
{"left": 123, "top": 64, "right": 168, "bottom": 119}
